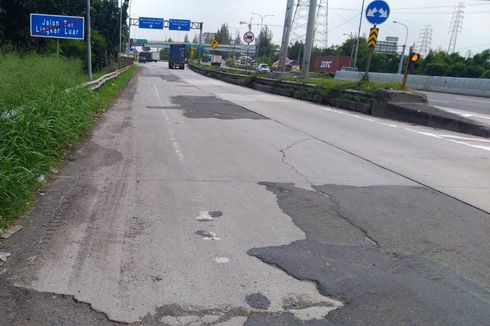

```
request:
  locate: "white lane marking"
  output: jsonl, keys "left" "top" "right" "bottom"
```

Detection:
{"left": 214, "top": 257, "right": 230, "bottom": 264}
{"left": 405, "top": 128, "right": 443, "bottom": 139}
{"left": 433, "top": 106, "right": 490, "bottom": 120}
{"left": 430, "top": 100, "right": 451, "bottom": 104}
{"left": 169, "top": 135, "right": 184, "bottom": 161}
{"left": 447, "top": 139, "right": 490, "bottom": 152}
{"left": 321, "top": 107, "right": 399, "bottom": 128}
{"left": 454, "top": 97, "right": 490, "bottom": 104}
{"left": 152, "top": 84, "right": 185, "bottom": 161}
{"left": 439, "top": 135, "right": 490, "bottom": 143}
{"left": 197, "top": 211, "right": 214, "bottom": 221}
{"left": 319, "top": 106, "right": 490, "bottom": 153}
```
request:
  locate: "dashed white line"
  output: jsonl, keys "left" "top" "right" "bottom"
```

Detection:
{"left": 439, "top": 135, "right": 490, "bottom": 143}
{"left": 454, "top": 97, "right": 490, "bottom": 104}
{"left": 319, "top": 106, "right": 490, "bottom": 153}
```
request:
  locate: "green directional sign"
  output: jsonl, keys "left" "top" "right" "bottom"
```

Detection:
{"left": 135, "top": 39, "right": 148, "bottom": 46}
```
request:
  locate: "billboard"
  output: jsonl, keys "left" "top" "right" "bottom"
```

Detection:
{"left": 314, "top": 56, "right": 353, "bottom": 72}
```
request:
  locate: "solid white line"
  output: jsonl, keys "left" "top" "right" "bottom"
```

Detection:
{"left": 430, "top": 100, "right": 451, "bottom": 104}
{"left": 320, "top": 105, "right": 490, "bottom": 153}
{"left": 454, "top": 97, "right": 490, "bottom": 104}
{"left": 439, "top": 135, "right": 490, "bottom": 143}
{"left": 405, "top": 128, "right": 443, "bottom": 139}
{"left": 447, "top": 139, "right": 490, "bottom": 152}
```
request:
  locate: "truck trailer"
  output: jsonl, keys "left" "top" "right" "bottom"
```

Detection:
{"left": 169, "top": 44, "right": 186, "bottom": 69}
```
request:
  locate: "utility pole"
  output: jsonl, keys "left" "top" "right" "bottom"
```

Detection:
{"left": 279, "top": 0, "right": 295, "bottom": 71}
{"left": 119, "top": 0, "right": 122, "bottom": 54}
{"left": 87, "top": 0, "right": 92, "bottom": 81}
{"left": 301, "top": 0, "right": 317, "bottom": 78}
{"left": 353, "top": 0, "right": 366, "bottom": 70}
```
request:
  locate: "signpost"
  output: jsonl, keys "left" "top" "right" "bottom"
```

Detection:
{"left": 139, "top": 17, "right": 164, "bottom": 29}
{"left": 135, "top": 39, "right": 148, "bottom": 46}
{"left": 365, "top": 0, "right": 390, "bottom": 25}
{"left": 210, "top": 39, "right": 219, "bottom": 49}
{"left": 367, "top": 27, "right": 379, "bottom": 48}
{"left": 169, "top": 19, "right": 191, "bottom": 31}
{"left": 30, "top": 13, "right": 86, "bottom": 76}
{"left": 243, "top": 31, "right": 255, "bottom": 44}
{"left": 364, "top": 0, "right": 390, "bottom": 79}
{"left": 30, "top": 14, "right": 84, "bottom": 40}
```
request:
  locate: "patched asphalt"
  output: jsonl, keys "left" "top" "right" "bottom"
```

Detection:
{"left": 171, "top": 95, "right": 269, "bottom": 120}
{"left": 247, "top": 182, "right": 490, "bottom": 325}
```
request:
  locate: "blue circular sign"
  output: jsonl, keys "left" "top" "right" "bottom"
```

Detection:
{"left": 365, "top": 0, "right": 390, "bottom": 25}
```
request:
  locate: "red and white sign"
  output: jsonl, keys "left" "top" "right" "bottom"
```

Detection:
{"left": 314, "top": 56, "right": 353, "bottom": 72}
{"left": 243, "top": 31, "right": 255, "bottom": 44}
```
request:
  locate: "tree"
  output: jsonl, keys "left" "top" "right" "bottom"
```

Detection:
{"left": 0, "top": 0, "right": 130, "bottom": 71}
{"left": 192, "top": 34, "right": 198, "bottom": 44}
{"left": 184, "top": 33, "right": 189, "bottom": 43}
{"left": 215, "top": 23, "right": 231, "bottom": 44}
{"left": 256, "top": 25, "right": 273, "bottom": 58}
{"left": 234, "top": 32, "right": 241, "bottom": 45}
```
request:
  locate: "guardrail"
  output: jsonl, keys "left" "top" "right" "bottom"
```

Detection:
{"left": 335, "top": 71, "right": 490, "bottom": 97}
{"left": 82, "top": 64, "right": 134, "bottom": 91}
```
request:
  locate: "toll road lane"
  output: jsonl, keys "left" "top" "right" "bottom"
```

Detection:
{"left": 3, "top": 62, "right": 489, "bottom": 326}
{"left": 424, "top": 90, "right": 490, "bottom": 116}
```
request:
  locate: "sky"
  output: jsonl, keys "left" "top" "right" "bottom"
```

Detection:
{"left": 129, "top": 0, "right": 490, "bottom": 55}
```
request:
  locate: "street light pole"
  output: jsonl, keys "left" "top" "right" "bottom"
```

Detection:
{"left": 119, "top": 0, "right": 122, "bottom": 54}
{"left": 251, "top": 12, "right": 274, "bottom": 58}
{"left": 87, "top": 0, "right": 92, "bottom": 81}
{"left": 128, "top": 0, "right": 134, "bottom": 55}
{"left": 353, "top": 0, "right": 366, "bottom": 70}
{"left": 394, "top": 20, "right": 409, "bottom": 74}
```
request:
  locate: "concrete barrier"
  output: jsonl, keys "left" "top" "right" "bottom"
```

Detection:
{"left": 335, "top": 71, "right": 490, "bottom": 97}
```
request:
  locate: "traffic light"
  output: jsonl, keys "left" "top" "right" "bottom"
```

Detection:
{"left": 408, "top": 52, "right": 421, "bottom": 73}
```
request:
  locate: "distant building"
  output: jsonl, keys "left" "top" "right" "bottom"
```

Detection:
{"left": 203, "top": 32, "right": 216, "bottom": 44}
{"left": 375, "top": 36, "right": 399, "bottom": 55}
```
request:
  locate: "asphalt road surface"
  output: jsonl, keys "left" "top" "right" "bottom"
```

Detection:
{"left": 424, "top": 90, "right": 490, "bottom": 127}
{"left": 1, "top": 62, "right": 489, "bottom": 326}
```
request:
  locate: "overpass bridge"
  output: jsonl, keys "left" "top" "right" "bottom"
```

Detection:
{"left": 143, "top": 41, "right": 256, "bottom": 54}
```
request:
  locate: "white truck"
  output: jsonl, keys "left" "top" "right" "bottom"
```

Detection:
{"left": 151, "top": 51, "right": 159, "bottom": 62}
{"left": 211, "top": 55, "right": 222, "bottom": 67}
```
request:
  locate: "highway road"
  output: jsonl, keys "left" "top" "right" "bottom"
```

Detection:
{"left": 424, "top": 90, "right": 490, "bottom": 127}
{"left": 1, "top": 62, "right": 489, "bottom": 325}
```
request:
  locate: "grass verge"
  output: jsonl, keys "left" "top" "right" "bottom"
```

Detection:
{"left": 0, "top": 54, "right": 135, "bottom": 230}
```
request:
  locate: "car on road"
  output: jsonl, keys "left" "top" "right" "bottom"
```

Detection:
{"left": 256, "top": 63, "right": 271, "bottom": 73}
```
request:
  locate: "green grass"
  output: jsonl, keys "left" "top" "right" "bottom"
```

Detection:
{"left": 0, "top": 54, "right": 135, "bottom": 229}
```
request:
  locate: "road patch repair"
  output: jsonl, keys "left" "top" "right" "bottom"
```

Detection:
{"left": 171, "top": 95, "right": 269, "bottom": 120}
{"left": 246, "top": 182, "right": 490, "bottom": 325}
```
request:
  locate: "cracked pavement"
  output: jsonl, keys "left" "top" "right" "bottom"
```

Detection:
{"left": 1, "top": 62, "right": 489, "bottom": 325}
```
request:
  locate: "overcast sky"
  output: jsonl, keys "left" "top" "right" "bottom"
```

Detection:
{"left": 129, "top": 0, "right": 490, "bottom": 55}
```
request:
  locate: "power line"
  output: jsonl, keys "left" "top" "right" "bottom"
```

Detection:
{"left": 448, "top": 2, "right": 465, "bottom": 54}
{"left": 417, "top": 25, "right": 432, "bottom": 57}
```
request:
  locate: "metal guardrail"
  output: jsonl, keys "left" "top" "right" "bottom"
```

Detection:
{"left": 82, "top": 64, "right": 134, "bottom": 91}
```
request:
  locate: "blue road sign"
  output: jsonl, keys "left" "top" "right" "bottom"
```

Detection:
{"left": 169, "top": 19, "right": 191, "bottom": 31}
{"left": 139, "top": 17, "right": 164, "bottom": 29}
{"left": 365, "top": 0, "right": 390, "bottom": 25}
{"left": 30, "top": 14, "right": 84, "bottom": 40}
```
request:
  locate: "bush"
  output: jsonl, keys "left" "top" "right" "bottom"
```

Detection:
{"left": 0, "top": 54, "right": 134, "bottom": 228}
{"left": 481, "top": 70, "right": 490, "bottom": 79}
